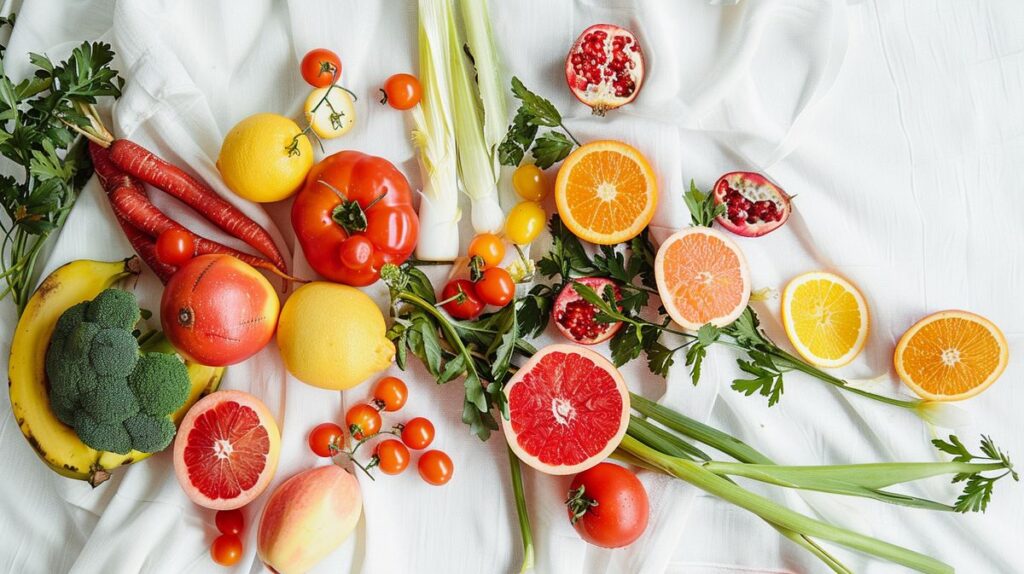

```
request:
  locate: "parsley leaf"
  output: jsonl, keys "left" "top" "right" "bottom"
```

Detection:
{"left": 500, "top": 78, "right": 579, "bottom": 168}
{"left": 510, "top": 76, "right": 561, "bottom": 127}
{"left": 498, "top": 106, "right": 538, "bottom": 166}
{"left": 683, "top": 179, "right": 725, "bottom": 228}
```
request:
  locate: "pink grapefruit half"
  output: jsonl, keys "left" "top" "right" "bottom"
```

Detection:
{"left": 503, "top": 345, "right": 629, "bottom": 475}
{"left": 173, "top": 390, "right": 281, "bottom": 510}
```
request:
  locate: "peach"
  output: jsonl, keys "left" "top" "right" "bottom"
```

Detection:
{"left": 257, "top": 465, "right": 362, "bottom": 574}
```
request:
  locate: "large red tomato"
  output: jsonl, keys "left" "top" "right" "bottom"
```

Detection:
{"left": 160, "top": 255, "right": 280, "bottom": 366}
{"left": 292, "top": 151, "right": 418, "bottom": 286}
{"left": 566, "top": 462, "right": 649, "bottom": 548}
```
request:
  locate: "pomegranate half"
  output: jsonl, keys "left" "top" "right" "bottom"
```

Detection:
{"left": 554, "top": 277, "right": 623, "bottom": 345}
{"left": 565, "top": 24, "right": 645, "bottom": 116}
{"left": 712, "top": 172, "right": 792, "bottom": 238}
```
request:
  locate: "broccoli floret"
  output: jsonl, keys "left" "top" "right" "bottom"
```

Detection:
{"left": 86, "top": 288, "right": 141, "bottom": 330}
{"left": 128, "top": 354, "right": 190, "bottom": 417}
{"left": 123, "top": 413, "right": 176, "bottom": 453}
{"left": 81, "top": 376, "right": 140, "bottom": 425}
{"left": 89, "top": 328, "right": 139, "bottom": 377}
{"left": 75, "top": 411, "right": 132, "bottom": 455}
{"left": 46, "top": 289, "right": 189, "bottom": 455}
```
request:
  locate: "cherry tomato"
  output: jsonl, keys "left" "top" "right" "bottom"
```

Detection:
{"left": 301, "top": 48, "right": 342, "bottom": 87}
{"left": 338, "top": 235, "right": 374, "bottom": 271}
{"left": 512, "top": 163, "right": 547, "bottom": 201}
{"left": 441, "top": 279, "right": 485, "bottom": 320}
{"left": 215, "top": 509, "right": 244, "bottom": 536}
{"left": 210, "top": 534, "right": 243, "bottom": 566}
{"left": 467, "top": 233, "right": 505, "bottom": 269}
{"left": 375, "top": 439, "right": 410, "bottom": 475}
{"left": 155, "top": 229, "right": 195, "bottom": 266}
{"left": 308, "top": 422, "right": 345, "bottom": 457}
{"left": 372, "top": 376, "right": 408, "bottom": 412}
{"left": 505, "top": 201, "right": 546, "bottom": 245}
{"left": 401, "top": 417, "right": 435, "bottom": 450}
{"left": 345, "top": 404, "right": 382, "bottom": 440}
{"left": 418, "top": 450, "right": 453, "bottom": 486}
{"left": 381, "top": 73, "right": 422, "bottom": 110}
{"left": 566, "top": 462, "right": 649, "bottom": 548}
{"left": 475, "top": 267, "right": 515, "bottom": 307}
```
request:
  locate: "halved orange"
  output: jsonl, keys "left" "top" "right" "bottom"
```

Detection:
{"left": 894, "top": 310, "right": 1008, "bottom": 401}
{"left": 554, "top": 140, "right": 658, "bottom": 245}
{"left": 654, "top": 227, "right": 750, "bottom": 331}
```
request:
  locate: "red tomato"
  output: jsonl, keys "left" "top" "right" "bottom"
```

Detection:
{"left": 418, "top": 450, "right": 453, "bottom": 485}
{"left": 441, "top": 279, "right": 484, "bottom": 320}
{"left": 301, "top": 48, "right": 342, "bottom": 87}
{"left": 467, "top": 233, "right": 505, "bottom": 269}
{"left": 381, "top": 73, "right": 422, "bottom": 110}
{"left": 345, "top": 404, "right": 382, "bottom": 440}
{"left": 210, "top": 534, "right": 243, "bottom": 566}
{"left": 375, "top": 439, "right": 410, "bottom": 475}
{"left": 308, "top": 422, "right": 345, "bottom": 457}
{"left": 401, "top": 417, "right": 434, "bottom": 450}
{"left": 292, "top": 151, "right": 419, "bottom": 286}
{"left": 372, "top": 377, "right": 408, "bottom": 412}
{"left": 215, "top": 509, "right": 244, "bottom": 536}
{"left": 155, "top": 228, "right": 195, "bottom": 266}
{"left": 475, "top": 267, "right": 514, "bottom": 307}
{"left": 566, "top": 462, "right": 649, "bottom": 548}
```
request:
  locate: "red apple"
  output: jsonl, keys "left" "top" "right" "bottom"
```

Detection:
{"left": 161, "top": 255, "right": 280, "bottom": 366}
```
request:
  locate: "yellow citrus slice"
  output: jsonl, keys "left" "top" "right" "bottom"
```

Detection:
{"left": 554, "top": 140, "right": 658, "bottom": 245}
{"left": 781, "top": 271, "right": 869, "bottom": 368}
{"left": 894, "top": 310, "right": 1008, "bottom": 401}
{"left": 654, "top": 227, "right": 750, "bottom": 330}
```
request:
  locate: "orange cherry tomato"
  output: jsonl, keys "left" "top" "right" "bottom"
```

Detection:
{"left": 381, "top": 73, "right": 422, "bottom": 110}
{"left": 301, "top": 48, "right": 342, "bottom": 87}
{"left": 401, "top": 417, "right": 435, "bottom": 450}
{"left": 467, "top": 233, "right": 506, "bottom": 269}
{"left": 476, "top": 267, "right": 515, "bottom": 307}
{"left": 308, "top": 422, "right": 345, "bottom": 457}
{"left": 210, "top": 534, "right": 243, "bottom": 566}
{"left": 155, "top": 228, "right": 195, "bottom": 266}
{"left": 215, "top": 509, "right": 244, "bottom": 536}
{"left": 375, "top": 439, "right": 410, "bottom": 475}
{"left": 345, "top": 404, "right": 382, "bottom": 440}
{"left": 418, "top": 450, "right": 453, "bottom": 486}
{"left": 372, "top": 376, "right": 408, "bottom": 412}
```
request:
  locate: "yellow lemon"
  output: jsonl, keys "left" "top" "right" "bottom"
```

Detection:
{"left": 781, "top": 271, "right": 869, "bottom": 368}
{"left": 217, "top": 113, "right": 313, "bottom": 203}
{"left": 277, "top": 282, "right": 395, "bottom": 390}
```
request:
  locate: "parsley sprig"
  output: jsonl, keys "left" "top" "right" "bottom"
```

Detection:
{"left": 933, "top": 434, "right": 1019, "bottom": 513}
{"left": 0, "top": 27, "right": 124, "bottom": 313}
{"left": 498, "top": 77, "right": 580, "bottom": 169}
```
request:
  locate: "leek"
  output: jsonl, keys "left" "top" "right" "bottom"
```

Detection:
{"left": 447, "top": 0, "right": 505, "bottom": 233}
{"left": 414, "top": 0, "right": 461, "bottom": 261}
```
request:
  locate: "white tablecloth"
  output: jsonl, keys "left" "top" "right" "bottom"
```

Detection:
{"left": 1, "top": 1, "right": 1022, "bottom": 573}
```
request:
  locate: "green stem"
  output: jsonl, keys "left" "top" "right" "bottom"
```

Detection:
{"left": 507, "top": 446, "right": 534, "bottom": 574}
{"left": 619, "top": 436, "right": 952, "bottom": 574}
{"left": 769, "top": 348, "right": 922, "bottom": 409}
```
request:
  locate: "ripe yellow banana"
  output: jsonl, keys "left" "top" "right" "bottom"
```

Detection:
{"left": 9, "top": 257, "right": 224, "bottom": 486}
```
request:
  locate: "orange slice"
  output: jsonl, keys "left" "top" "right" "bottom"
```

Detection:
{"left": 781, "top": 271, "right": 870, "bottom": 368}
{"left": 554, "top": 140, "right": 658, "bottom": 245}
{"left": 894, "top": 310, "right": 1008, "bottom": 401}
{"left": 654, "top": 227, "right": 751, "bottom": 330}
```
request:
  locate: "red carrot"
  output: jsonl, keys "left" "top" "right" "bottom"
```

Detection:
{"left": 108, "top": 139, "right": 289, "bottom": 272}
{"left": 115, "top": 214, "right": 177, "bottom": 283}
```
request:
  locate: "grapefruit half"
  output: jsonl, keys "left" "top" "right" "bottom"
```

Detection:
{"left": 173, "top": 390, "right": 281, "bottom": 510}
{"left": 503, "top": 345, "right": 629, "bottom": 475}
{"left": 655, "top": 227, "right": 751, "bottom": 331}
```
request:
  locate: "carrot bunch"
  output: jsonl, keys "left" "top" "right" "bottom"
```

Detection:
{"left": 73, "top": 103, "right": 293, "bottom": 284}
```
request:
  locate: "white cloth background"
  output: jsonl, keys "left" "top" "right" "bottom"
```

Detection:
{"left": 0, "top": 1, "right": 1021, "bottom": 573}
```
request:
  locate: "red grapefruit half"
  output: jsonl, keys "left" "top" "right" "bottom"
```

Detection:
{"left": 503, "top": 345, "right": 629, "bottom": 475}
{"left": 173, "top": 390, "right": 281, "bottom": 510}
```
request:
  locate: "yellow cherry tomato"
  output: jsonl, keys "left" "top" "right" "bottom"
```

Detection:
{"left": 512, "top": 164, "right": 547, "bottom": 201}
{"left": 505, "top": 201, "right": 546, "bottom": 245}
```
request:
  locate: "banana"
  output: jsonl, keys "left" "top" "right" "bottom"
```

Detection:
{"left": 9, "top": 257, "right": 224, "bottom": 486}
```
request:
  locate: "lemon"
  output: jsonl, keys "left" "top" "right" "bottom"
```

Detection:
{"left": 277, "top": 282, "right": 395, "bottom": 390}
{"left": 781, "top": 271, "right": 869, "bottom": 368}
{"left": 217, "top": 113, "right": 313, "bottom": 203}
